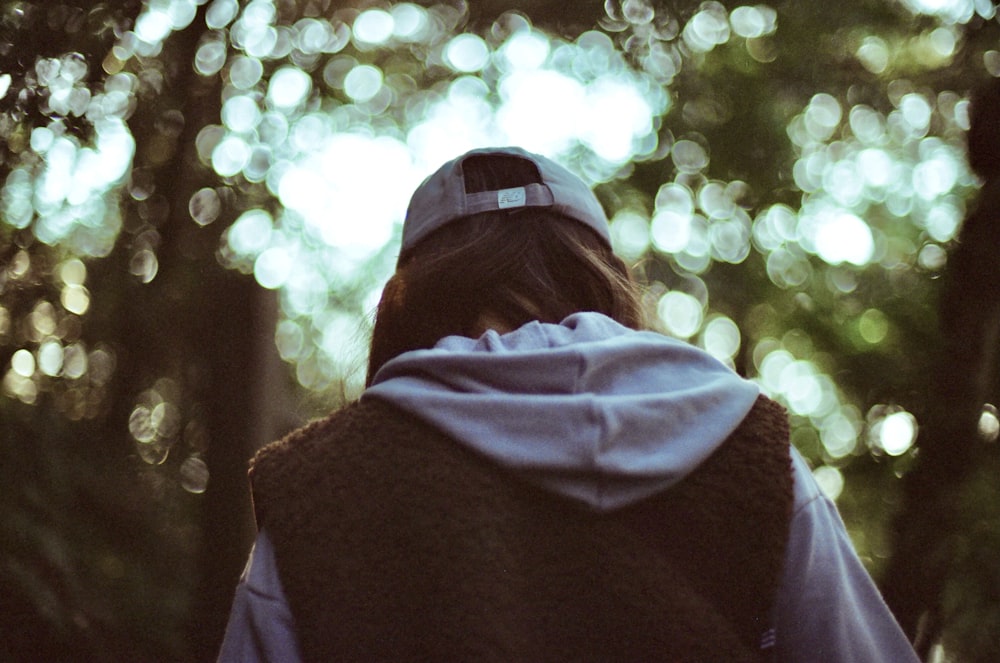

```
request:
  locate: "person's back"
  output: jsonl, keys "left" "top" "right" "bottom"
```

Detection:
{"left": 219, "top": 147, "right": 921, "bottom": 663}
{"left": 250, "top": 370, "right": 790, "bottom": 661}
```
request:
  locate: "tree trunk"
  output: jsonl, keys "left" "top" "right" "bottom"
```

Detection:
{"left": 881, "top": 79, "right": 1000, "bottom": 657}
{"left": 117, "top": 7, "right": 292, "bottom": 657}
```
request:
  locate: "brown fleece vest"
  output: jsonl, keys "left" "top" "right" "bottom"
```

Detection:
{"left": 250, "top": 395, "right": 793, "bottom": 662}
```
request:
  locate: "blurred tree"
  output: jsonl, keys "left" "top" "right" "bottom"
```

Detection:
{"left": 2, "top": 0, "right": 999, "bottom": 661}
{"left": 1, "top": 1, "right": 286, "bottom": 659}
{"left": 881, "top": 76, "right": 1000, "bottom": 660}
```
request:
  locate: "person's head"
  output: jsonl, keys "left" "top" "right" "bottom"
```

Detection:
{"left": 367, "top": 147, "right": 643, "bottom": 384}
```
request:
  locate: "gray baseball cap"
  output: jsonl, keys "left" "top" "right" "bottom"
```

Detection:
{"left": 400, "top": 146, "right": 612, "bottom": 256}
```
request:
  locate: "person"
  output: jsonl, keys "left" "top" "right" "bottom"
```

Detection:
{"left": 218, "top": 147, "right": 920, "bottom": 662}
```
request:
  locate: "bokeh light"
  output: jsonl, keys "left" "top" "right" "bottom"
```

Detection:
{"left": 813, "top": 465, "right": 845, "bottom": 501}
{"left": 657, "top": 291, "right": 704, "bottom": 339}
{"left": 0, "top": 0, "right": 988, "bottom": 479}
{"left": 701, "top": 315, "right": 742, "bottom": 366}
{"left": 979, "top": 404, "right": 1000, "bottom": 442}
{"left": 192, "top": 7, "right": 676, "bottom": 392}
{"left": 445, "top": 34, "right": 490, "bottom": 72}
{"left": 5, "top": 4, "right": 1000, "bottom": 655}
{"left": 869, "top": 407, "right": 919, "bottom": 456}
{"left": 352, "top": 9, "right": 395, "bottom": 46}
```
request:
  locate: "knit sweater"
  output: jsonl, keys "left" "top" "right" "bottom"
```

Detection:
{"left": 250, "top": 395, "right": 793, "bottom": 662}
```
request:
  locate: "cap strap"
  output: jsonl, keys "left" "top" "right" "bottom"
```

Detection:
{"left": 463, "top": 183, "right": 554, "bottom": 215}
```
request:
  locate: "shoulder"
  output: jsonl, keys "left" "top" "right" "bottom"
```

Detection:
{"left": 786, "top": 445, "right": 825, "bottom": 512}
{"left": 699, "top": 394, "right": 791, "bottom": 484}
{"left": 740, "top": 394, "right": 791, "bottom": 441}
{"left": 248, "top": 399, "right": 424, "bottom": 523}
{"left": 733, "top": 396, "right": 829, "bottom": 515}
{"left": 251, "top": 398, "right": 413, "bottom": 473}
{"left": 248, "top": 397, "right": 496, "bottom": 527}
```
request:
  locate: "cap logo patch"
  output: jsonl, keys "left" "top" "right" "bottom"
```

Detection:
{"left": 497, "top": 186, "right": 527, "bottom": 209}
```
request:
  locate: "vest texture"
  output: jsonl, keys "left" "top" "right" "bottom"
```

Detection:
{"left": 250, "top": 395, "right": 793, "bottom": 662}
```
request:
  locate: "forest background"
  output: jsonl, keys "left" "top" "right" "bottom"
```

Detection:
{"left": 2, "top": 0, "right": 1000, "bottom": 661}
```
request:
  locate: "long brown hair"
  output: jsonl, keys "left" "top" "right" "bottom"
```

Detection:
{"left": 367, "top": 157, "right": 643, "bottom": 384}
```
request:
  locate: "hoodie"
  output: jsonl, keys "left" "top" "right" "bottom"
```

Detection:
{"left": 365, "top": 312, "right": 760, "bottom": 511}
{"left": 218, "top": 312, "right": 919, "bottom": 663}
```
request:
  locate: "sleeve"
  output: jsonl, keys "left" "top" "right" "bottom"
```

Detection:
{"left": 217, "top": 529, "right": 303, "bottom": 663}
{"left": 773, "top": 448, "right": 921, "bottom": 663}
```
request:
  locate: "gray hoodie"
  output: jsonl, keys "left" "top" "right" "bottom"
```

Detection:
{"left": 219, "top": 312, "right": 919, "bottom": 662}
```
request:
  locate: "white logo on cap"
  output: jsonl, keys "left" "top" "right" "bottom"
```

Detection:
{"left": 497, "top": 187, "right": 527, "bottom": 209}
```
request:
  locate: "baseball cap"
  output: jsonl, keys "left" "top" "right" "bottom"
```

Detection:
{"left": 400, "top": 146, "right": 612, "bottom": 256}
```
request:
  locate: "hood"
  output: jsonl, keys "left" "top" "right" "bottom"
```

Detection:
{"left": 363, "top": 312, "right": 760, "bottom": 511}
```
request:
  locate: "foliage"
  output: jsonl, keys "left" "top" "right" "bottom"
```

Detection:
{"left": 1, "top": 0, "right": 1000, "bottom": 660}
